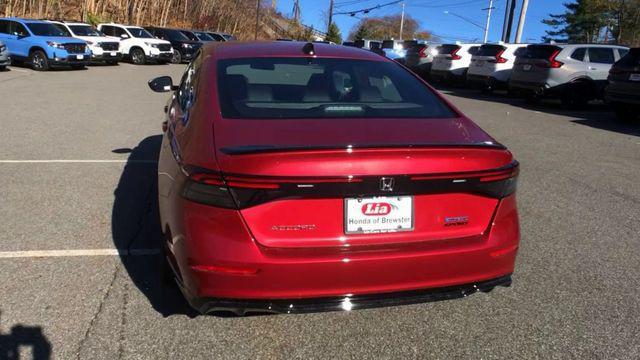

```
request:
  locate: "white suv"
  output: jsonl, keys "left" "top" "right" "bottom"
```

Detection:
{"left": 49, "top": 21, "right": 121, "bottom": 65}
{"left": 97, "top": 23, "right": 173, "bottom": 65}
{"left": 431, "top": 43, "right": 481, "bottom": 84}
{"left": 467, "top": 42, "right": 528, "bottom": 91}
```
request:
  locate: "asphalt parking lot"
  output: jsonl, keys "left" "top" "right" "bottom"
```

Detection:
{"left": 1, "top": 63, "right": 639, "bottom": 359}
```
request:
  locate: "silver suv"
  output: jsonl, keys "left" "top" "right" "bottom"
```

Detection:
{"left": 509, "top": 44, "right": 629, "bottom": 105}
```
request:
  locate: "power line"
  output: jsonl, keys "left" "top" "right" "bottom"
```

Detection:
{"left": 333, "top": 0, "right": 403, "bottom": 16}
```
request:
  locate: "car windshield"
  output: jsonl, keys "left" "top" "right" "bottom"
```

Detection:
{"left": 27, "top": 22, "right": 68, "bottom": 36}
{"left": 217, "top": 57, "right": 456, "bottom": 119}
{"left": 69, "top": 25, "right": 102, "bottom": 36}
{"left": 163, "top": 29, "right": 189, "bottom": 41}
{"left": 195, "top": 32, "right": 214, "bottom": 41}
{"left": 126, "top": 27, "right": 153, "bottom": 38}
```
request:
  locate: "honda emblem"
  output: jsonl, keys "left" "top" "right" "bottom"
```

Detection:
{"left": 380, "top": 177, "right": 395, "bottom": 192}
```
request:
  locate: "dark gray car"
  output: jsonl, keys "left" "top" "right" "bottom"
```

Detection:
{"left": 509, "top": 44, "right": 629, "bottom": 105}
{"left": 605, "top": 47, "right": 640, "bottom": 122}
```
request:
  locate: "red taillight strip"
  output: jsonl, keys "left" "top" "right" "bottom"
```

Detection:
{"left": 493, "top": 48, "right": 507, "bottom": 63}
{"left": 418, "top": 45, "right": 429, "bottom": 58}
{"left": 190, "top": 173, "right": 225, "bottom": 186}
{"left": 451, "top": 47, "right": 462, "bottom": 60}
{"left": 224, "top": 175, "right": 363, "bottom": 184}
{"left": 410, "top": 162, "right": 519, "bottom": 182}
{"left": 548, "top": 49, "right": 563, "bottom": 68}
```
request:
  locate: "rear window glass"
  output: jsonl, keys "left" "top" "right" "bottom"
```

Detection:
{"left": 588, "top": 48, "right": 615, "bottom": 64}
{"left": 468, "top": 46, "right": 479, "bottom": 56}
{"left": 476, "top": 45, "right": 505, "bottom": 56}
{"left": 438, "top": 44, "right": 460, "bottom": 55}
{"left": 615, "top": 49, "right": 640, "bottom": 67}
{"left": 382, "top": 40, "right": 395, "bottom": 49}
{"left": 571, "top": 48, "right": 586, "bottom": 61}
{"left": 523, "top": 45, "right": 561, "bottom": 59}
{"left": 217, "top": 58, "right": 456, "bottom": 119}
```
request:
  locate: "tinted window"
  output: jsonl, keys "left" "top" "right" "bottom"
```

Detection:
{"left": 571, "top": 48, "right": 586, "bottom": 61}
{"left": 162, "top": 28, "right": 189, "bottom": 41}
{"left": 438, "top": 44, "right": 460, "bottom": 55}
{"left": 126, "top": 27, "right": 153, "bottom": 38}
{"left": 210, "top": 33, "right": 225, "bottom": 41}
{"left": 217, "top": 57, "right": 455, "bottom": 119}
{"left": 100, "top": 25, "right": 113, "bottom": 36}
{"left": 477, "top": 45, "right": 505, "bottom": 56}
{"left": 52, "top": 24, "right": 72, "bottom": 36}
{"left": 11, "top": 22, "right": 29, "bottom": 37}
{"left": 522, "top": 45, "right": 560, "bottom": 59}
{"left": 195, "top": 32, "right": 213, "bottom": 41}
{"left": 25, "top": 22, "right": 67, "bottom": 36}
{"left": 69, "top": 25, "right": 102, "bottom": 36}
{"left": 382, "top": 40, "right": 395, "bottom": 49}
{"left": 468, "top": 46, "right": 479, "bottom": 56}
{"left": 114, "top": 26, "right": 127, "bottom": 38}
{"left": 588, "top": 48, "right": 615, "bottom": 64}
{"left": 617, "top": 48, "right": 629, "bottom": 58}
{"left": 615, "top": 48, "right": 640, "bottom": 67}
{"left": 514, "top": 47, "right": 527, "bottom": 57}
{"left": 182, "top": 31, "right": 198, "bottom": 41}
{"left": 0, "top": 20, "right": 9, "bottom": 34}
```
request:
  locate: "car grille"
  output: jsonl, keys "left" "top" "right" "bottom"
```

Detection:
{"left": 64, "top": 43, "right": 86, "bottom": 54}
{"left": 99, "top": 42, "right": 119, "bottom": 51}
{"left": 158, "top": 44, "right": 172, "bottom": 52}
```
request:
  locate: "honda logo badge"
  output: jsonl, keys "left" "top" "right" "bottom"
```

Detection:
{"left": 380, "top": 177, "right": 395, "bottom": 192}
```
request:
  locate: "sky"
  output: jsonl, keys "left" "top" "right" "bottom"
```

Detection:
{"left": 275, "top": 0, "right": 567, "bottom": 43}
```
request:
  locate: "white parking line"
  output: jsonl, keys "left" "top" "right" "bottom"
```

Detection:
{"left": 0, "top": 160, "right": 157, "bottom": 163}
{"left": 0, "top": 248, "right": 161, "bottom": 258}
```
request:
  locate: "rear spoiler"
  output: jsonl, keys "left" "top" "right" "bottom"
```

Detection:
{"left": 220, "top": 142, "right": 506, "bottom": 155}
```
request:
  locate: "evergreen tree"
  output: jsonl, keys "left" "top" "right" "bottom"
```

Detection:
{"left": 325, "top": 22, "right": 342, "bottom": 43}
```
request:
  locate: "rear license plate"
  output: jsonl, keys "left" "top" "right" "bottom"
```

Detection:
{"left": 630, "top": 73, "right": 640, "bottom": 81}
{"left": 344, "top": 196, "right": 414, "bottom": 234}
{"left": 523, "top": 64, "right": 532, "bottom": 71}
{"left": 76, "top": 54, "right": 84, "bottom": 60}
{"left": 110, "top": 52, "right": 117, "bottom": 56}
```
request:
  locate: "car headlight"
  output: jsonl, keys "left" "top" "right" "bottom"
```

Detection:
{"left": 0, "top": 44, "right": 6, "bottom": 52}
{"left": 182, "top": 43, "right": 192, "bottom": 48}
{"left": 145, "top": 42, "right": 159, "bottom": 48}
{"left": 46, "top": 41, "right": 66, "bottom": 50}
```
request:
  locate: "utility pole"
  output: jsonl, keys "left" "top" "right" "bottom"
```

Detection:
{"left": 255, "top": 0, "right": 260, "bottom": 40}
{"left": 503, "top": 0, "right": 517, "bottom": 42}
{"left": 328, "top": 0, "right": 334, "bottom": 33}
{"left": 399, "top": 2, "right": 405, "bottom": 40}
{"left": 514, "top": 0, "right": 529, "bottom": 43}
{"left": 483, "top": 0, "right": 494, "bottom": 43}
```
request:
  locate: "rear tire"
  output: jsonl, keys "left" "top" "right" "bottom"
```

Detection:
{"left": 30, "top": 50, "right": 49, "bottom": 71}
{"left": 130, "top": 48, "right": 146, "bottom": 65}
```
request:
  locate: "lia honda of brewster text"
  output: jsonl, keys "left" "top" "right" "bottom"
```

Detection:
{"left": 148, "top": 41, "right": 520, "bottom": 315}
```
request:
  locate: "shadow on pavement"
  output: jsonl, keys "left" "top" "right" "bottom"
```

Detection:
{"left": 111, "top": 135, "right": 196, "bottom": 317}
{"left": 0, "top": 312, "right": 52, "bottom": 359}
{"left": 432, "top": 84, "right": 640, "bottom": 137}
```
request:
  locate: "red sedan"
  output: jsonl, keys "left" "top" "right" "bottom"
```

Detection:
{"left": 148, "top": 41, "right": 520, "bottom": 315}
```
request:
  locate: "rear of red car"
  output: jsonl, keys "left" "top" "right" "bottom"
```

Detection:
{"left": 157, "top": 42, "right": 520, "bottom": 314}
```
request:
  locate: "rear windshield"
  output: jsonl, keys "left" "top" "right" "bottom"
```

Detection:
{"left": 26, "top": 22, "right": 68, "bottom": 36}
{"left": 616, "top": 48, "right": 640, "bottom": 67}
{"left": 476, "top": 45, "right": 505, "bottom": 56}
{"left": 438, "top": 44, "right": 460, "bottom": 55}
{"left": 217, "top": 57, "right": 456, "bottom": 119}
{"left": 382, "top": 40, "right": 395, "bottom": 49}
{"left": 468, "top": 46, "right": 479, "bottom": 55}
{"left": 522, "top": 45, "right": 561, "bottom": 59}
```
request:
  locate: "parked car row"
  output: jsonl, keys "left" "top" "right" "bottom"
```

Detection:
{"left": 358, "top": 40, "right": 637, "bottom": 123}
{"left": 0, "top": 17, "right": 234, "bottom": 71}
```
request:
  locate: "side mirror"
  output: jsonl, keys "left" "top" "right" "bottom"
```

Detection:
{"left": 120, "top": 34, "right": 129, "bottom": 39}
{"left": 148, "top": 76, "right": 177, "bottom": 92}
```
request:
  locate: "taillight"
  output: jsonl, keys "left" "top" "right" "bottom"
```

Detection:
{"left": 490, "top": 49, "right": 507, "bottom": 63}
{"left": 451, "top": 47, "right": 461, "bottom": 60}
{"left": 182, "top": 172, "right": 237, "bottom": 209}
{"left": 418, "top": 46, "right": 428, "bottom": 58}
{"left": 548, "top": 49, "right": 563, "bottom": 68}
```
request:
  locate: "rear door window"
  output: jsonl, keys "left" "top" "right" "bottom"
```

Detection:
{"left": 217, "top": 57, "right": 455, "bottom": 119}
{"left": 11, "top": 21, "right": 29, "bottom": 37}
{"left": 571, "top": 48, "right": 586, "bottom": 61}
{"left": 0, "top": 20, "right": 9, "bottom": 34}
{"left": 588, "top": 48, "right": 615, "bottom": 64}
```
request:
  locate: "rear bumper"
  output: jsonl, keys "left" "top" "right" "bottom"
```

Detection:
{"left": 605, "top": 85, "right": 640, "bottom": 105}
{"left": 166, "top": 193, "right": 520, "bottom": 313}
{"left": 185, "top": 274, "right": 513, "bottom": 315}
{"left": 431, "top": 69, "right": 466, "bottom": 82}
{"left": 148, "top": 52, "right": 173, "bottom": 62}
{"left": 467, "top": 74, "right": 508, "bottom": 89}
